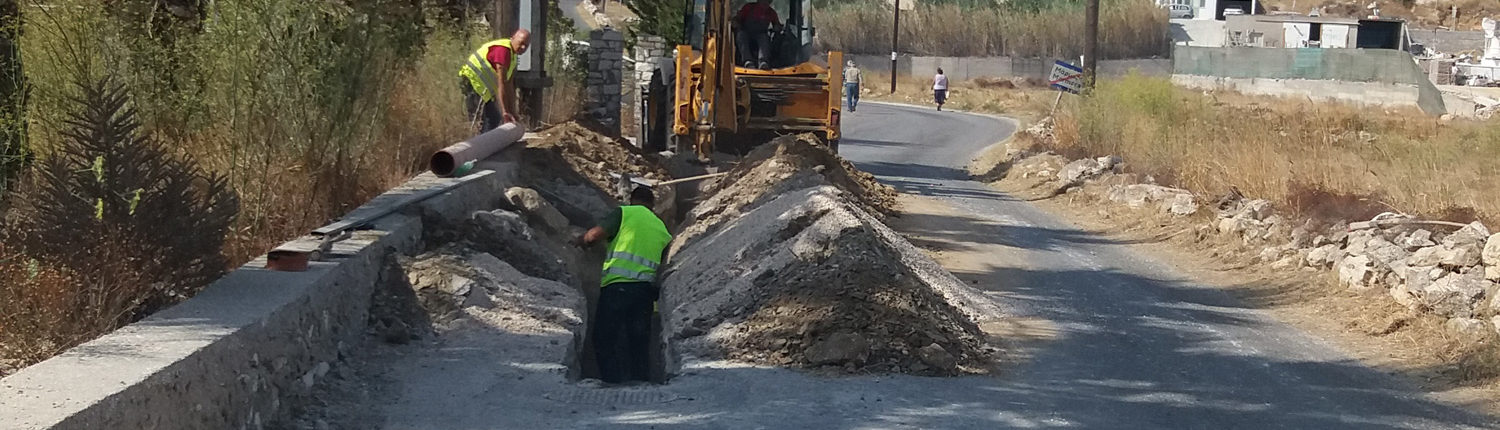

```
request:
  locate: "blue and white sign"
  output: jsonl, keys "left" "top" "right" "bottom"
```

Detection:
{"left": 1048, "top": 60, "right": 1085, "bottom": 94}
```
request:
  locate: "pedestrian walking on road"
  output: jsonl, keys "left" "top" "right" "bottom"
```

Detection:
{"left": 933, "top": 68, "right": 949, "bottom": 111}
{"left": 458, "top": 29, "right": 531, "bottom": 133}
{"left": 843, "top": 60, "right": 861, "bottom": 112}
{"left": 580, "top": 187, "right": 672, "bottom": 384}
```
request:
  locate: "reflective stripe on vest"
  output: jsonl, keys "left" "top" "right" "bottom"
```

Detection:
{"left": 457, "top": 39, "right": 516, "bottom": 102}
{"left": 600, "top": 206, "right": 672, "bottom": 287}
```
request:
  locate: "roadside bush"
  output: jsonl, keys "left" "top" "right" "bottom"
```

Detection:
{"left": 0, "top": 0, "right": 477, "bottom": 372}
{"left": 0, "top": 74, "right": 235, "bottom": 372}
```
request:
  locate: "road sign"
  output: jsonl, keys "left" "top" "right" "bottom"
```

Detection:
{"left": 1049, "top": 60, "right": 1085, "bottom": 94}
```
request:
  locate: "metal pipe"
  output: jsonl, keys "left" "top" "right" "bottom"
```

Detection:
{"left": 430, "top": 122, "right": 526, "bottom": 177}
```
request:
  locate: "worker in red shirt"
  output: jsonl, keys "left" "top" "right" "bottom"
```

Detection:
{"left": 458, "top": 29, "right": 531, "bottom": 133}
{"left": 735, "top": 0, "right": 780, "bottom": 69}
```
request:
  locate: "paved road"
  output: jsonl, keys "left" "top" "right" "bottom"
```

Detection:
{"left": 838, "top": 102, "right": 1497, "bottom": 429}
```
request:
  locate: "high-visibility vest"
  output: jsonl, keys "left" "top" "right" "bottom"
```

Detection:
{"left": 458, "top": 39, "right": 517, "bottom": 102}
{"left": 601, "top": 206, "right": 671, "bottom": 287}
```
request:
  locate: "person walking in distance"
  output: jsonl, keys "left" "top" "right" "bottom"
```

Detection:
{"left": 933, "top": 67, "right": 949, "bottom": 111}
{"left": 579, "top": 187, "right": 672, "bottom": 384}
{"left": 843, "top": 60, "right": 862, "bottom": 112}
{"left": 457, "top": 29, "right": 531, "bottom": 133}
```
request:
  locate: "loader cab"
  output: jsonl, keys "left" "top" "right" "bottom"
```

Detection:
{"left": 684, "top": 0, "right": 817, "bottom": 69}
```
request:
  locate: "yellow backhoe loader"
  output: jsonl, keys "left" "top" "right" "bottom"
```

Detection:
{"left": 640, "top": 0, "right": 843, "bottom": 158}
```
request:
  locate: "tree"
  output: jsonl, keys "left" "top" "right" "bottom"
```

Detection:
{"left": 0, "top": 0, "right": 26, "bottom": 197}
{"left": 627, "top": 0, "right": 687, "bottom": 45}
{"left": 8, "top": 74, "right": 238, "bottom": 323}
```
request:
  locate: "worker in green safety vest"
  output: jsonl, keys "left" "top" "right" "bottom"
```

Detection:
{"left": 458, "top": 29, "right": 530, "bottom": 133}
{"left": 580, "top": 186, "right": 672, "bottom": 384}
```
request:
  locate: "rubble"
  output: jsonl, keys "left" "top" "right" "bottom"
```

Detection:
{"left": 663, "top": 138, "right": 998, "bottom": 376}
{"left": 1484, "top": 234, "right": 1500, "bottom": 280}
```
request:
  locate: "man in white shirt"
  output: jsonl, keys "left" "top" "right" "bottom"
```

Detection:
{"left": 843, "top": 60, "right": 861, "bottom": 112}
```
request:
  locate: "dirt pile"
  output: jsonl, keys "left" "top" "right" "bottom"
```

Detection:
{"left": 676, "top": 134, "right": 897, "bottom": 250}
{"left": 529, "top": 122, "right": 671, "bottom": 193}
{"left": 662, "top": 144, "right": 999, "bottom": 375}
{"left": 522, "top": 122, "right": 676, "bottom": 226}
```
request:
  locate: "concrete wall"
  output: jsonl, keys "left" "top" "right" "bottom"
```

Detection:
{"left": 1173, "top": 74, "right": 1423, "bottom": 108}
{"left": 1409, "top": 28, "right": 1485, "bottom": 54}
{"left": 1172, "top": 46, "right": 1447, "bottom": 114}
{"left": 0, "top": 162, "right": 520, "bottom": 429}
{"left": 1172, "top": 19, "right": 1227, "bottom": 47}
{"left": 848, "top": 54, "right": 1172, "bottom": 81}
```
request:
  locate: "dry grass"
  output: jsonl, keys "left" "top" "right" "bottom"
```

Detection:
{"left": 1047, "top": 75, "right": 1500, "bottom": 225}
{"left": 812, "top": 0, "right": 1170, "bottom": 58}
{"left": 935, "top": 73, "right": 1500, "bottom": 225}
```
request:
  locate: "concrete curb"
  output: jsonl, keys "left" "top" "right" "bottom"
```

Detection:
{"left": 0, "top": 153, "right": 522, "bottom": 429}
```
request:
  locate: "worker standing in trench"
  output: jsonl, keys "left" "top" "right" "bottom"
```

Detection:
{"left": 457, "top": 29, "right": 530, "bottom": 133}
{"left": 579, "top": 187, "right": 672, "bottom": 384}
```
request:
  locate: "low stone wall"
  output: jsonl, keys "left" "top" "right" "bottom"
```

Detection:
{"left": 0, "top": 161, "right": 520, "bottom": 429}
{"left": 846, "top": 54, "right": 1172, "bottom": 81}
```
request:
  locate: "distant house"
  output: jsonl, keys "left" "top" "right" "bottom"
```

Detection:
{"left": 1225, "top": 15, "right": 1408, "bottom": 49}
{"left": 1183, "top": 0, "right": 1266, "bottom": 21}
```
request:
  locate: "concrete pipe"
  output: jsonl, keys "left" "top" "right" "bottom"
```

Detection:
{"left": 430, "top": 122, "right": 526, "bottom": 177}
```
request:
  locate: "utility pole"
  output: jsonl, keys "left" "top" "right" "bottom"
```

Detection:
{"left": 891, "top": 0, "right": 899, "bottom": 93}
{"left": 1084, "top": 0, "right": 1099, "bottom": 90}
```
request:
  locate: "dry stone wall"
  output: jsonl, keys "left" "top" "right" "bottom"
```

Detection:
{"left": 586, "top": 29, "right": 625, "bottom": 136}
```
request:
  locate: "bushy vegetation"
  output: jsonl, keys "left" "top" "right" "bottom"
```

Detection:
{"left": 811, "top": 0, "right": 1169, "bottom": 58}
{"left": 626, "top": 0, "right": 687, "bottom": 46}
{"left": 0, "top": 0, "right": 529, "bottom": 374}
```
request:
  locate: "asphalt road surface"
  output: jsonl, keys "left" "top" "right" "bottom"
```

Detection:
{"left": 836, "top": 102, "right": 1498, "bottom": 429}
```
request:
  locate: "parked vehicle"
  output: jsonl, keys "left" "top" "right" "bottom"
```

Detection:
{"left": 1165, "top": 4, "right": 1193, "bottom": 18}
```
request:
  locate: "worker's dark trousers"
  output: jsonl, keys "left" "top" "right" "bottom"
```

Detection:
{"left": 460, "top": 79, "right": 502, "bottom": 133}
{"left": 736, "top": 28, "right": 772, "bottom": 68}
{"left": 594, "top": 281, "right": 656, "bottom": 383}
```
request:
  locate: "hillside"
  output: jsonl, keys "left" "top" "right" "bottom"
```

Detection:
{"left": 1261, "top": 0, "right": 1500, "bottom": 30}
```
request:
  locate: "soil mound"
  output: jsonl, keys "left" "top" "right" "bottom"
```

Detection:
{"left": 529, "top": 122, "right": 670, "bottom": 194}
{"left": 677, "top": 134, "right": 897, "bottom": 250}
{"left": 664, "top": 184, "right": 999, "bottom": 375}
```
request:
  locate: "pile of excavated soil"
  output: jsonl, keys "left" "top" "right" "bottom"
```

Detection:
{"left": 676, "top": 134, "right": 898, "bottom": 250}
{"left": 529, "top": 122, "right": 671, "bottom": 194}
{"left": 522, "top": 122, "right": 677, "bottom": 226}
{"left": 664, "top": 183, "right": 1000, "bottom": 375}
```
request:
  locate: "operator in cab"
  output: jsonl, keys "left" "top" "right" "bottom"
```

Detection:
{"left": 735, "top": 0, "right": 780, "bottom": 70}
